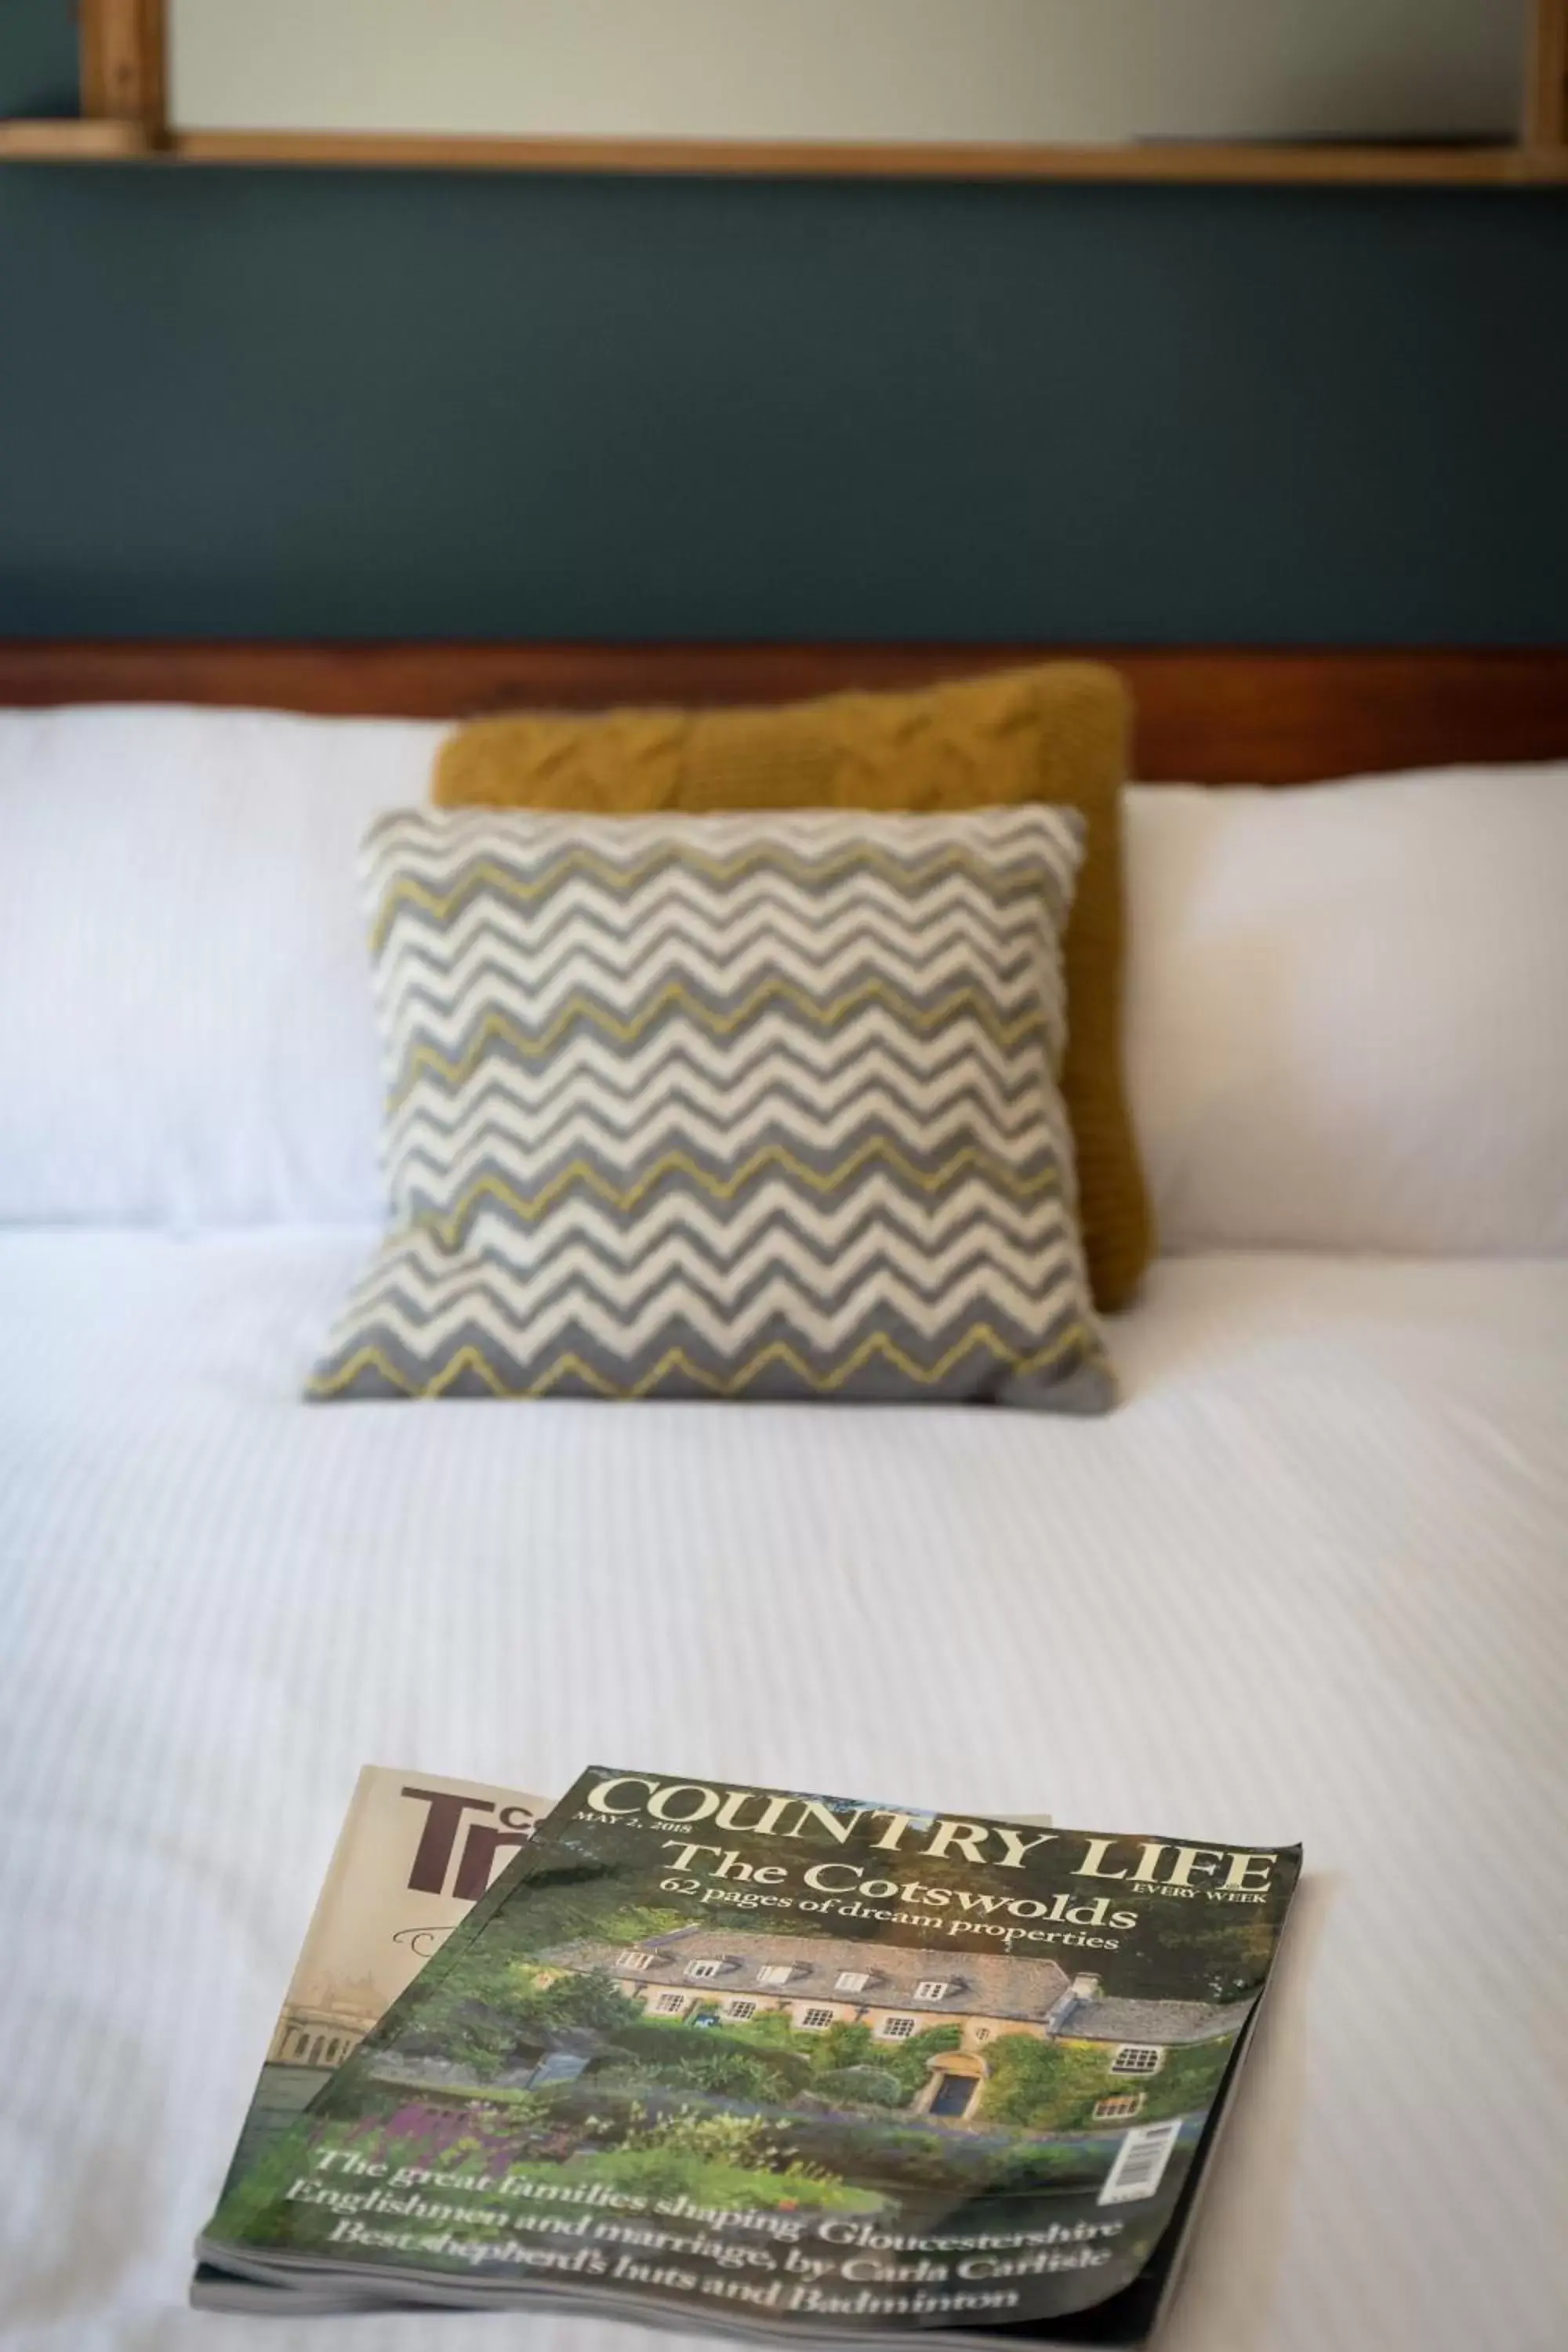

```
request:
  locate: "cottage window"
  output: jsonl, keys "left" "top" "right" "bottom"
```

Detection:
{"left": 799, "top": 2007, "right": 834, "bottom": 2029}
{"left": 653, "top": 1992, "right": 688, "bottom": 2014}
{"left": 686, "top": 1958, "right": 727, "bottom": 1980}
{"left": 1110, "top": 2044, "right": 1163, "bottom": 2075}
{"left": 757, "top": 1964, "right": 794, "bottom": 1986}
{"left": 879, "top": 2016, "right": 916, "bottom": 2040}
{"left": 725, "top": 1999, "right": 757, "bottom": 2020}
{"left": 617, "top": 1949, "right": 656, "bottom": 1971}
{"left": 1094, "top": 2092, "right": 1146, "bottom": 2120}
{"left": 913, "top": 1980, "right": 954, "bottom": 2002}
{"left": 836, "top": 1971, "right": 870, "bottom": 1993}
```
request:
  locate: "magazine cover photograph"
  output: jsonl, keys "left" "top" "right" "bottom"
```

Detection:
{"left": 201, "top": 1769, "right": 1300, "bottom": 2334}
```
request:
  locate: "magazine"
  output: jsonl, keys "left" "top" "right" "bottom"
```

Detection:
{"left": 198, "top": 1767, "right": 1298, "bottom": 2340}
{"left": 195, "top": 1768, "right": 1055, "bottom": 2318}
{"left": 193, "top": 1766, "right": 550, "bottom": 2314}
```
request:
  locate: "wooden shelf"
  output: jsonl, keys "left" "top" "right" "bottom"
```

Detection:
{"left": 2, "top": 122, "right": 1566, "bottom": 183}
{"left": 165, "top": 131, "right": 1568, "bottom": 185}
{"left": 0, "top": 118, "right": 150, "bottom": 160}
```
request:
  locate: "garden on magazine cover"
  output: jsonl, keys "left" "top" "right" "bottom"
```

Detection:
{"left": 216, "top": 1868, "right": 1261, "bottom": 2258}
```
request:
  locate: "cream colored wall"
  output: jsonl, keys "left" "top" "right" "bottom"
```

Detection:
{"left": 168, "top": 1, "right": 1526, "bottom": 144}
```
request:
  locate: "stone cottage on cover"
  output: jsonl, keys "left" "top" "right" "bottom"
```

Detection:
{"left": 539, "top": 1926, "right": 1247, "bottom": 2123}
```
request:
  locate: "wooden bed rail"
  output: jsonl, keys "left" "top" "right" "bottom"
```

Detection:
{"left": 1, "top": 642, "right": 1566, "bottom": 786}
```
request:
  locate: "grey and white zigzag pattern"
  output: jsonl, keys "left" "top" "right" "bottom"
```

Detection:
{"left": 310, "top": 806, "right": 1112, "bottom": 1410}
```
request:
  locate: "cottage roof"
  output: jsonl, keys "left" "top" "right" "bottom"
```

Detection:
{"left": 1058, "top": 1994, "right": 1251, "bottom": 2046}
{"left": 543, "top": 1926, "right": 1073, "bottom": 2024}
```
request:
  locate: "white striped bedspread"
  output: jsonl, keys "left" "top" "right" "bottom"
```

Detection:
{"left": 1, "top": 1232, "right": 1564, "bottom": 2352}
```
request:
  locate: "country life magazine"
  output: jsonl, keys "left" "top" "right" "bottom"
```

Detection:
{"left": 198, "top": 1767, "right": 1300, "bottom": 2341}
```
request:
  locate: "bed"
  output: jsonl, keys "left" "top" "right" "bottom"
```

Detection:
{"left": 1, "top": 645, "right": 1565, "bottom": 2352}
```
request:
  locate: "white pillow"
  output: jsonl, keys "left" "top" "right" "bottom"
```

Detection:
{"left": 0, "top": 706, "right": 447, "bottom": 1226}
{"left": 1123, "top": 764, "right": 1568, "bottom": 1257}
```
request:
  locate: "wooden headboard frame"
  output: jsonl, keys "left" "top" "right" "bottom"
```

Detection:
{"left": 2, "top": 643, "right": 1566, "bottom": 783}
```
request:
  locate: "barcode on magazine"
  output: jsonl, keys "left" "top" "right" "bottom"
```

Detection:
{"left": 1098, "top": 2116, "right": 1183, "bottom": 2205}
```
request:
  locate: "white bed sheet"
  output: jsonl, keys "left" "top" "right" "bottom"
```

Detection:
{"left": 1, "top": 1235, "right": 1563, "bottom": 2352}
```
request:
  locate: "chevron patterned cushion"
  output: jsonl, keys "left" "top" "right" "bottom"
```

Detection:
{"left": 307, "top": 805, "right": 1113, "bottom": 1410}
{"left": 434, "top": 663, "right": 1149, "bottom": 1316}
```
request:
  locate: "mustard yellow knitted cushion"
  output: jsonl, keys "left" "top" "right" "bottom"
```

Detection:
{"left": 433, "top": 662, "right": 1151, "bottom": 1309}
